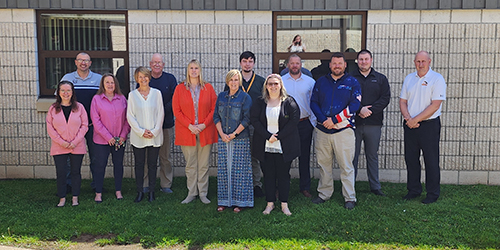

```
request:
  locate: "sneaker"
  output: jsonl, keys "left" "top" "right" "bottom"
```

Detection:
{"left": 181, "top": 196, "right": 196, "bottom": 204}
{"left": 160, "top": 187, "right": 173, "bottom": 193}
{"left": 311, "top": 197, "right": 325, "bottom": 204}
{"left": 199, "top": 196, "right": 211, "bottom": 204}
{"left": 344, "top": 201, "right": 356, "bottom": 210}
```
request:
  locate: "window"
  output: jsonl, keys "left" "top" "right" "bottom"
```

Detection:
{"left": 36, "top": 10, "right": 129, "bottom": 97}
{"left": 273, "top": 12, "right": 366, "bottom": 75}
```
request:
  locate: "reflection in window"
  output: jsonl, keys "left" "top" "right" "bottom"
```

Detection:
{"left": 276, "top": 15, "right": 363, "bottom": 53}
{"left": 40, "top": 14, "right": 126, "bottom": 51}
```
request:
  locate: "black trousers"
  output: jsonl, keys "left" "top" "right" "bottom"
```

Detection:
{"left": 261, "top": 152, "right": 291, "bottom": 202}
{"left": 132, "top": 146, "right": 160, "bottom": 193}
{"left": 93, "top": 143, "right": 126, "bottom": 193}
{"left": 298, "top": 119, "right": 313, "bottom": 191}
{"left": 54, "top": 153, "right": 84, "bottom": 198}
{"left": 403, "top": 117, "right": 441, "bottom": 199}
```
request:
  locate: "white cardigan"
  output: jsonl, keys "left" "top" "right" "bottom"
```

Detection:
{"left": 127, "top": 88, "right": 164, "bottom": 148}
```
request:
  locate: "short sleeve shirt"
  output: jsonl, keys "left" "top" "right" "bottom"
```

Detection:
{"left": 400, "top": 68, "right": 446, "bottom": 119}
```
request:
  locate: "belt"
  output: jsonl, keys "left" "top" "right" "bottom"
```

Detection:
{"left": 299, "top": 117, "right": 309, "bottom": 122}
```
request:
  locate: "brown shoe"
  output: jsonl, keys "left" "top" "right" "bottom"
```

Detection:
{"left": 300, "top": 190, "right": 312, "bottom": 198}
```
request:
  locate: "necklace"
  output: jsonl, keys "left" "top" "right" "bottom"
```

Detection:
{"left": 138, "top": 88, "right": 150, "bottom": 100}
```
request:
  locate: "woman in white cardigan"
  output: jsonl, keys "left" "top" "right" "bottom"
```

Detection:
{"left": 127, "top": 66, "right": 164, "bottom": 203}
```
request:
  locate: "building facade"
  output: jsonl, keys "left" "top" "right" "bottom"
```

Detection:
{"left": 1, "top": 0, "right": 500, "bottom": 185}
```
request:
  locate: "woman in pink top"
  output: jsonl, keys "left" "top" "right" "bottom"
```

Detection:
{"left": 46, "top": 81, "right": 88, "bottom": 207}
{"left": 90, "top": 73, "right": 130, "bottom": 203}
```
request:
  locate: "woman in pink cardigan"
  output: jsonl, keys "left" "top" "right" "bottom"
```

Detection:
{"left": 46, "top": 81, "right": 88, "bottom": 207}
{"left": 90, "top": 73, "right": 130, "bottom": 203}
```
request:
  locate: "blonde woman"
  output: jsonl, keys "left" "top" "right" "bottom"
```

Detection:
{"left": 172, "top": 59, "right": 218, "bottom": 204}
{"left": 250, "top": 74, "right": 300, "bottom": 216}
{"left": 127, "top": 67, "right": 164, "bottom": 203}
{"left": 214, "top": 70, "right": 253, "bottom": 213}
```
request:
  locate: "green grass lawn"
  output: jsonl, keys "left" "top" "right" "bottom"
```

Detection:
{"left": 0, "top": 177, "right": 499, "bottom": 249}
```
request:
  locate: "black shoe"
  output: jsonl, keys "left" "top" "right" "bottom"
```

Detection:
{"left": 371, "top": 189, "right": 387, "bottom": 196}
{"left": 134, "top": 192, "right": 144, "bottom": 203}
{"left": 254, "top": 186, "right": 265, "bottom": 197}
{"left": 344, "top": 201, "right": 356, "bottom": 210}
{"left": 403, "top": 193, "right": 420, "bottom": 200}
{"left": 422, "top": 196, "right": 438, "bottom": 204}
{"left": 148, "top": 192, "right": 155, "bottom": 202}
{"left": 312, "top": 197, "right": 325, "bottom": 204}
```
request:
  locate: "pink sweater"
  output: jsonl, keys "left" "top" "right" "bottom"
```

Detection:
{"left": 90, "top": 93, "right": 130, "bottom": 145}
{"left": 46, "top": 102, "right": 89, "bottom": 156}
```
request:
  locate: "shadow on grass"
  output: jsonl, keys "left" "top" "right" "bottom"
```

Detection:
{"left": 0, "top": 177, "right": 499, "bottom": 249}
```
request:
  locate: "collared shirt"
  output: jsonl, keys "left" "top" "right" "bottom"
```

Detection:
{"left": 400, "top": 68, "right": 446, "bottom": 120}
{"left": 127, "top": 88, "right": 164, "bottom": 148}
{"left": 61, "top": 70, "right": 102, "bottom": 123}
{"left": 90, "top": 93, "right": 131, "bottom": 145}
{"left": 282, "top": 73, "right": 317, "bottom": 127}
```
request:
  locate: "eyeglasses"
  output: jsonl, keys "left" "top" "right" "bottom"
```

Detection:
{"left": 151, "top": 61, "right": 164, "bottom": 65}
{"left": 76, "top": 59, "right": 90, "bottom": 63}
{"left": 267, "top": 82, "right": 279, "bottom": 86}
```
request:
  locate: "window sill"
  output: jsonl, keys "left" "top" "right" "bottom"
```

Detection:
{"left": 36, "top": 97, "right": 55, "bottom": 112}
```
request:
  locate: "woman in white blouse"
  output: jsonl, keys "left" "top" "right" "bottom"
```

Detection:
{"left": 250, "top": 74, "right": 300, "bottom": 216}
{"left": 127, "top": 66, "right": 164, "bottom": 203}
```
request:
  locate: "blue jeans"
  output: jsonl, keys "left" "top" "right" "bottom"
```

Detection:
{"left": 93, "top": 143, "right": 126, "bottom": 193}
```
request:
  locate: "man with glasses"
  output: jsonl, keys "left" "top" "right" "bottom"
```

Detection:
{"left": 142, "top": 53, "right": 178, "bottom": 194}
{"left": 61, "top": 52, "right": 102, "bottom": 190}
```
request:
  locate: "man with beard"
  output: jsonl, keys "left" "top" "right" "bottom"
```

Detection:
{"left": 282, "top": 54, "right": 316, "bottom": 198}
{"left": 142, "top": 53, "right": 178, "bottom": 194}
{"left": 310, "top": 52, "right": 361, "bottom": 210}
{"left": 224, "top": 51, "right": 266, "bottom": 197}
{"left": 351, "top": 49, "right": 390, "bottom": 197}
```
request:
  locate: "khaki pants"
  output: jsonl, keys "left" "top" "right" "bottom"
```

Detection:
{"left": 144, "top": 128, "right": 174, "bottom": 189}
{"left": 315, "top": 128, "right": 356, "bottom": 202}
{"left": 181, "top": 135, "right": 212, "bottom": 197}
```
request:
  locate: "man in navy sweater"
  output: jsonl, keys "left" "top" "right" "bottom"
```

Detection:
{"left": 310, "top": 52, "right": 361, "bottom": 210}
{"left": 141, "top": 53, "right": 178, "bottom": 194}
{"left": 351, "top": 49, "right": 391, "bottom": 196}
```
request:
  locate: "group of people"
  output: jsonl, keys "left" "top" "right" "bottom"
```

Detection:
{"left": 46, "top": 48, "right": 446, "bottom": 213}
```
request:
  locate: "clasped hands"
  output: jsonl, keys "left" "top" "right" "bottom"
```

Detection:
{"left": 188, "top": 124, "right": 206, "bottom": 135}
{"left": 142, "top": 129, "right": 154, "bottom": 139}
{"left": 61, "top": 141, "right": 76, "bottom": 149}
{"left": 322, "top": 117, "right": 349, "bottom": 130}
{"left": 404, "top": 117, "right": 420, "bottom": 129}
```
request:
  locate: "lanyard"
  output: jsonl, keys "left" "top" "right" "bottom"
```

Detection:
{"left": 241, "top": 73, "right": 255, "bottom": 93}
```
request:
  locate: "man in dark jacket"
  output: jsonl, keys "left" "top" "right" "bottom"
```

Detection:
{"left": 351, "top": 49, "right": 391, "bottom": 196}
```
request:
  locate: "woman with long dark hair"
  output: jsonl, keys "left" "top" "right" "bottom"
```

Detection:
{"left": 46, "top": 81, "right": 88, "bottom": 207}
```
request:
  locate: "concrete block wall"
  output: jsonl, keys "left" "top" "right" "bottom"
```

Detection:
{"left": 366, "top": 9, "right": 500, "bottom": 185}
{"left": 0, "top": 8, "right": 499, "bottom": 186}
{"left": 127, "top": 10, "right": 273, "bottom": 178}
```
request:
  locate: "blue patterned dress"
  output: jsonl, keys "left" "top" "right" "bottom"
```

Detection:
{"left": 217, "top": 138, "right": 253, "bottom": 207}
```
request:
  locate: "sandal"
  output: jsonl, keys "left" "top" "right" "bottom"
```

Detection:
{"left": 233, "top": 207, "right": 243, "bottom": 213}
{"left": 217, "top": 206, "right": 226, "bottom": 212}
{"left": 263, "top": 204, "right": 275, "bottom": 215}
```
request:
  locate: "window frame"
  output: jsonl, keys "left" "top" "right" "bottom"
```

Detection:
{"left": 272, "top": 11, "right": 367, "bottom": 73}
{"left": 36, "top": 10, "right": 129, "bottom": 97}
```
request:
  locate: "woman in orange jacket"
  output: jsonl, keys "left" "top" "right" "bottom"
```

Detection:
{"left": 172, "top": 59, "right": 218, "bottom": 204}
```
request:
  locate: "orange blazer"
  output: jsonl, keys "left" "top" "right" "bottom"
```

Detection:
{"left": 172, "top": 82, "right": 218, "bottom": 147}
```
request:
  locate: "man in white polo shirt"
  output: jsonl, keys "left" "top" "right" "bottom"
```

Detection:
{"left": 282, "top": 54, "right": 316, "bottom": 198}
{"left": 399, "top": 51, "right": 446, "bottom": 204}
